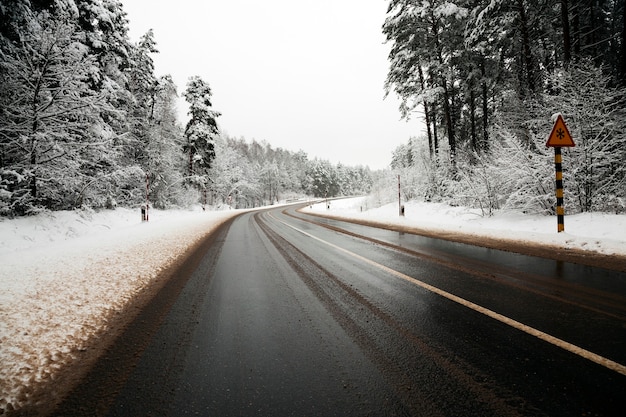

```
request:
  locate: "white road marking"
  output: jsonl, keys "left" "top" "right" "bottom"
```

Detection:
{"left": 269, "top": 212, "right": 626, "bottom": 377}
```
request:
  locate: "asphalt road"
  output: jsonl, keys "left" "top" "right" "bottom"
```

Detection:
{"left": 53, "top": 204, "right": 626, "bottom": 417}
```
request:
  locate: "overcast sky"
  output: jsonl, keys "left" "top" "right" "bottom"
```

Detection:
{"left": 122, "top": 0, "right": 423, "bottom": 169}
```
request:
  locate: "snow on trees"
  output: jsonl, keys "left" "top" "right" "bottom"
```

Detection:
{"left": 0, "top": 15, "right": 110, "bottom": 214}
{"left": 143, "top": 75, "right": 187, "bottom": 209}
{"left": 0, "top": 2, "right": 195, "bottom": 215}
{"left": 383, "top": 0, "right": 626, "bottom": 215}
{"left": 183, "top": 76, "right": 220, "bottom": 190}
{"left": 544, "top": 61, "right": 626, "bottom": 213}
{"left": 3, "top": 0, "right": 621, "bottom": 216}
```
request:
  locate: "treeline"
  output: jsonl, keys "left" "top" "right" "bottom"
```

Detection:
{"left": 209, "top": 136, "right": 373, "bottom": 208}
{"left": 0, "top": 1, "right": 371, "bottom": 216}
{"left": 383, "top": 0, "right": 626, "bottom": 214}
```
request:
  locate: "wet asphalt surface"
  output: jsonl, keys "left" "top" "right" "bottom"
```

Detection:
{"left": 53, "top": 205, "right": 626, "bottom": 416}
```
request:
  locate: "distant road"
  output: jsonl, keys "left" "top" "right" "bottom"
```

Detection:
{"left": 53, "top": 205, "right": 626, "bottom": 416}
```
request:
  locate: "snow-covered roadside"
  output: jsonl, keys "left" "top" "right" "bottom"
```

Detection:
{"left": 1, "top": 198, "right": 625, "bottom": 414}
{"left": 0, "top": 207, "right": 241, "bottom": 414}
{"left": 304, "top": 197, "right": 626, "bottom": 258}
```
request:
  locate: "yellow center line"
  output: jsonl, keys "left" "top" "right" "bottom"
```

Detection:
{"left": 268, "top": 212, "right": 626, "bottom": 377}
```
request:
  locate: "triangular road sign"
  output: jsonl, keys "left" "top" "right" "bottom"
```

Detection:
{"left": 546, "top": 114, "right": 575, "bottom": 147}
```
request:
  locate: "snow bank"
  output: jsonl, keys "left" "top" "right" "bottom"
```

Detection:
{"left": 305, "top": 197, "right": 626, "bottom": 257}
{"left": 0, "top": 207, "right": 240, "bottom": 413}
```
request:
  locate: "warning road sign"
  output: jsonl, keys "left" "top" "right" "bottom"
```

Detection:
{"left": 546, "top": 114, "right": 575, "bottom": 147}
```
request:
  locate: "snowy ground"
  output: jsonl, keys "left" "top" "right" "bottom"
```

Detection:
{"left": 303, "top": 197, "right": 626, "bottom": 258}
{"left": 1, "top": 198, "right": 625, "bottom": 414}
{"left": 0, "top": 206, "right": 241, "bottom": 414}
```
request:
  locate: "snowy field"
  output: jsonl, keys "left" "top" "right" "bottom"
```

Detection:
{"left": 1, "top": 198, "right": 625, "bottom": 413}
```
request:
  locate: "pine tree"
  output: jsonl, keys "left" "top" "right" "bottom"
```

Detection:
{"left": 127, "top": 29, "right": 158, "bottom": 164}
{"left": 384, "top": 0, "right": 471, "bottom": 165}
{"left": 183, "top": 76, "right": 220, "bottom": 190}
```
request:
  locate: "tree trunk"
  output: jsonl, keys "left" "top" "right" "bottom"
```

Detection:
{"left": 423, "top": 102, "right": 434, "bottom": 157}
{"left": 441, "top": 79, "right": 456, "bottom": 163}
{"left": 572, "top": 2, "right": 580, "bottom": 56}
{"left": 430, "top": 14, "right": 455, "bottom": 163}
{"left": 188, "top": 148, "right": 194, "bottom": 177}
{"left": 30, "top": 147, "right": 37, "bottom": 198}
{"left": 431, "top": 102, "right": 439, "bottom": 156}
{"left": 418, "top": 65, "right": 434, "bottom": 157}
{"left": 561, "top": 0, "right": 571, "bottom": 64}
{"left": 517, "top": 0, "right": 536, "bottom": 95}
{"left": 481, "top": 59, "right": 489, "bottom": 150}
{"left": 621, "top": 0, "right": 626, "bottom": 83}
{"left": 470, "top": 88, "right": 477, "bottom": 151}
{"left": 589, "top": 0, "right": 597, "bottom": 58}
{"left": 30, "top": 74, "right": 41, "bottom": 199}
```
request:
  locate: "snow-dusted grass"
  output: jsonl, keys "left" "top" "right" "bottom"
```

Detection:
{"left": 1, "top": 198, "right": 625, "bottom": 413}
{"left": 0, "top": 206, "right": 241, "bottom": 413}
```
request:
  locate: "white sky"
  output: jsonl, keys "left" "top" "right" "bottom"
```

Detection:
{"left": 122, "top": 0, "right": 423, "bottom": 170}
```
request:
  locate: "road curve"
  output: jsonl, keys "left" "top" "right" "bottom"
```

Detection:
{"left": 52, "top": 204, "right": 626, "bottom": 417}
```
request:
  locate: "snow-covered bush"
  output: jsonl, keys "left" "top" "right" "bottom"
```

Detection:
{"left": 544, "top": 61, "right": 626, "bottom": 213}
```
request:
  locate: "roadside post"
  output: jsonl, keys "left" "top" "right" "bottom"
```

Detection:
{"left": 545, "top": 114, "right": 576, "bottom": 232}
{"left": 144, "top": 173, "right": 150, "bottom": 222}
{"left": 398, "top": 175, "right": 404, "bottom": 216}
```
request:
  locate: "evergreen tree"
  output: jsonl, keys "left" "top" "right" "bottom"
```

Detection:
{"left": 126, "top": 29, "right": 158, "bottom": 165}
{"left": 384, "top": 0, "right": 471, "bottom": 164}
{"left": 183, "top": 76, "right": 220, "bottom": 189}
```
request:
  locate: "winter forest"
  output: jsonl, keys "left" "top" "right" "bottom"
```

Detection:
{"left": 0, "top": 0, "right": 373, "bottom": 216}
{"left": 383, "top": 0, "right": 626, "bottom": 215}
{"left": 1, "top": 1, "right": 625, "bottom": 218}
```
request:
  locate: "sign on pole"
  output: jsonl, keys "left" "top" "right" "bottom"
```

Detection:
{"left": 546, "top": 114, "right": 575, "bottom": 147}
{"left": 545, "top": 114, "right": 575, "bottom": 232}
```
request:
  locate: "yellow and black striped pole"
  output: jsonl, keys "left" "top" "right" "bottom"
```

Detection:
{"left": 554, "top": 147, "right": 565, "bottom": 232}
{"left": 546, "top": 114, "right": 575, "bottom": 233}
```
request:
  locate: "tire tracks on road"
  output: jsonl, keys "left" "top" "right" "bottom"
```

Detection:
{"left": 255, "top": 211, "right": 531, "bottom": 417}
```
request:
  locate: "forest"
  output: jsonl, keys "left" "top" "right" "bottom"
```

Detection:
{"left": 1, "top": 1, "right": 625, "bottom": 218}
{"left": 0, "top": 0, "right": 372, "bottom": 216}
{"left": 382, "top": 0, "right": 626, "bottom": 215}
